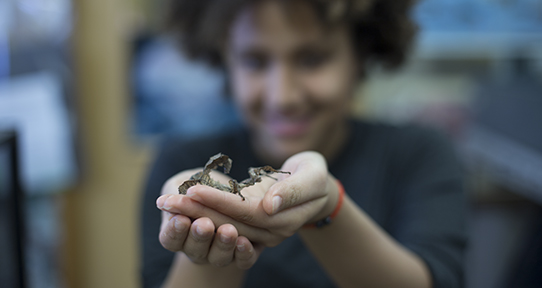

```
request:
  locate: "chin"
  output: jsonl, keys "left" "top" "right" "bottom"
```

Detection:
{"left": 253, "top": 127, "right": 320, "bottom": 164}
{"left": 268, "top": 138, "right": 316, "bottom": 162}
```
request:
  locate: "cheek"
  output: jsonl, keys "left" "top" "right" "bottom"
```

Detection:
{"left": 303, "top": 67, "right": 354, "bottom": 105}
{"left": 305, "top": 46, "right": 358, "bottom": 103}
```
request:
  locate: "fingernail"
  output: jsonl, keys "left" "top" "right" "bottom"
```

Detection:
{"left": 163, "top": 195, "right": 174, "bottom": 210}
{"left": 186, "top": 188, "right": 202, "bottom": 202}
{"left": 156, "top": 194, "right": 172, "bottom": 209}
{"left": 220, "top": 234, "right": 232, "bottom": 244}
{"left": 237, "top": 243, "right": 246, "bottom": 252}
{"left": 174, "top": 218, "right": 184, "bottom": 232}
{"left": 272, "top": 196, "right": 282, "bottom": 214}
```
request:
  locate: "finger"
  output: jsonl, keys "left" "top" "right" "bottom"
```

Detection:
{"left": 183, "top": 185, "right": 267, "bottom": 225}
{"left": 207, "top": 224, "right": 238, "bottom": 267}
{"left": 158, "top": 192, "right": 275, "bottom": 242}
{"left": 263, "top": 156, "right": 329, "bottom": 215}
{"left": 159, "top": 194, "right": 182, "bottom": 234}
{"left": 157, "top": 194, "right": 175, "bottom": 211}
{"left": 183, "top": 217, "right": 215, "bottom": 264}
{"left": 160, "top": 185, "right": 322, "bottom": 237}
{"left": 159, "top": 214, "right": 191, "bottom": 252}
{"left": 234, "top": 237, "right": 262, "bottom": 270}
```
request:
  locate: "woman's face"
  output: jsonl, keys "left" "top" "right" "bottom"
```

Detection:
{"left": 226, "top": 0, "right": 359, "bottom": 164}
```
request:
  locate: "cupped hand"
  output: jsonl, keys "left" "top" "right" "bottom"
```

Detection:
{"left": 157, "top": 169, "right": 263, "bottom": 269}
{"left": 157, "top": 151, "right": 340, "bottom": 247}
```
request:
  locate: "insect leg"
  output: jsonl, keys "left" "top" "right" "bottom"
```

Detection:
{"left": 228, "top": 179, "right": 245, "bottom": 201}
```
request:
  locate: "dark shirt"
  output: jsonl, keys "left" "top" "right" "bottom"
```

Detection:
{"left": 140, "top": 120, "right": 467, "bottom": 288}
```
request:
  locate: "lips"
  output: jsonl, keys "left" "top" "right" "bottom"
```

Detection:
{"left": 265, "top": 115, "right": 312, "bottom": 138}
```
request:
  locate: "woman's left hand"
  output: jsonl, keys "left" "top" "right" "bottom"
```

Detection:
{"left": 156, "top": 151, "right": 340, "bottom": 247}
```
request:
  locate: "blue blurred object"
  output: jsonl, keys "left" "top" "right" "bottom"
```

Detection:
{"left": 0, "top": 72, "right": 77, "bottom": 196}
{"left": 131, "top": 36, "right": 241, "bottom": 138}
{"left": 0, "top": 33, "right": 8, "bottom": 78}
{"left": 415, "top": 0, "right": 542, "bottom": 33}
{"left": 413, "top": 0, "right": 542, "bottom": 58}
{"left": 0, "top": 0, "right": 11, "bottom": 78}
{"left": 462, "top": 60, "right": 542, "bottom": 204}
{"left": 0, "top": 1, "right": 75, "bottom": 288}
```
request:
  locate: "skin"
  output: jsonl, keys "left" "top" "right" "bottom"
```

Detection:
{"left": 226, "top": 0, "right": 357, "bottom": 167}
{"left": 157, "top": 1, "right": 432, "bottom": 287}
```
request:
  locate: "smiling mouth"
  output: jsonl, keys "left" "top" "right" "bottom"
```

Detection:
{"left": 266, "top": 116, "right": 312, "bottom": 138}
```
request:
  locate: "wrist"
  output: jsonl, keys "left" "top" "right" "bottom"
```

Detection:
{"left": 321, "top": 175, "right": 340, "bottom": 218}
{"left": 303, "top": 176, "right": 344, "bottom": 228}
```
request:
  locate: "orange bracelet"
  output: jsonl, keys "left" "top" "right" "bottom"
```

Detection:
{"left": 303, "top": 180, "right": 345, "bottom": 229}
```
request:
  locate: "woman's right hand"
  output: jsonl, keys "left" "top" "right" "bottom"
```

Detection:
{"left": 158, "top": 169, "right": 264, "bottom": 269}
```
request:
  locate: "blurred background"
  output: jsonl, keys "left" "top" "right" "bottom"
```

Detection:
{"left": 0, "top": 0, "right": 541, "bottom": 287}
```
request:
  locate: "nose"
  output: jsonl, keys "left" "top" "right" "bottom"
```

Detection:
{"left": 265, "top": 62, "right": 302, "bottom": 109}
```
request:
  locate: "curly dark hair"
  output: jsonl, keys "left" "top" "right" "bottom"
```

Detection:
{"left": 164, "top": 0, "right": 418, "bottom": 71}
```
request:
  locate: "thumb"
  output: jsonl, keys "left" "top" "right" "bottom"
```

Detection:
{"left": 262, "top": 159, "right": 328, "bottom": 215}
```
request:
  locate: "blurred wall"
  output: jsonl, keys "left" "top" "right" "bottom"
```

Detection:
{"left": 63, "top": 0, "right": 152, "bottom": 287}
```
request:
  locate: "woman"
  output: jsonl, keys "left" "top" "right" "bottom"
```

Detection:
{"left": 141, "top": 0, "right": 467, "bottom": 287}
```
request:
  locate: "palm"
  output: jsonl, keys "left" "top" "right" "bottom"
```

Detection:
{"left": 159, "top": 151, "right": 332, "bottom": 247}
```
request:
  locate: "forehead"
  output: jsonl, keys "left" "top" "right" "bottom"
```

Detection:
{"left": 229, "top": 0, "right": 340, "bottom": 51}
